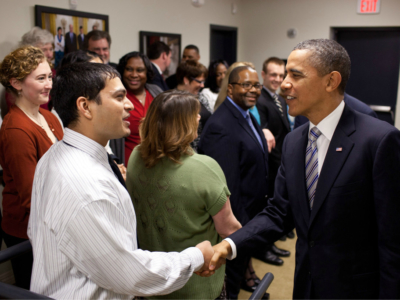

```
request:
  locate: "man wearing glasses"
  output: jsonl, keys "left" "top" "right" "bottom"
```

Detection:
{"left": 198, "top": 66, "right": 269, "bottom": 299}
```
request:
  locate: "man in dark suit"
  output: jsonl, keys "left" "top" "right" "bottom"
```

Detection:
{"left": 64, "top": 24, "right": 77, "bottom": 54}
{"left": 294, "top": 92, "right": 378, "bottom": 128}
{"left": 209, "top": 39, "right": 400, "bottom": 299}
{"left": 77, "top": 26, "right": 85, "bottom": 49}
{"left": 255, "top": 57, "right": 292, "bottom": 265}
{"left": 147, "top": 41, "right": 171, "bottom": 91}
{"left": 198, "top": 66, "right": 269, "bottom": 299}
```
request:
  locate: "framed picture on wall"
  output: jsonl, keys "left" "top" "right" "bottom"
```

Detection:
{"left": 35, "top": 5, "right": 109, "bottom": 43}
{"left": 139, "top": 31, "right": 181, "bottom": 77}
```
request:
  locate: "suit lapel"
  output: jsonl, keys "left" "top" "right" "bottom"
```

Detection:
{"left": 293, "top": 125, "right": 312, "bottom": 223}
{"left": 309, "top": 106, "right": 356, "bottom": 226}
{"left": 224, "top": 99, "right": 264, "bottom": 153}
{"left": 264, "top": 90, "right": 291, "bottom": 132}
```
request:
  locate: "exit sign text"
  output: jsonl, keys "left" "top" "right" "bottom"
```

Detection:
{"left": 357, "top": 0, "right": 381, "bottom": 14}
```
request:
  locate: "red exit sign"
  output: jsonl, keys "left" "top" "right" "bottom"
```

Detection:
{"left": 357, "top": 0, "right": 381, "bottom": 14}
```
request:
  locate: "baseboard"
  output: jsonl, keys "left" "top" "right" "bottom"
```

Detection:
{"left": 0, "top": 270, "right": 15, "bottom": 284}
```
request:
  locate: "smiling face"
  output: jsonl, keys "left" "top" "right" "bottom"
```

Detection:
{"left": 262, "top": 62, "right": 285, "bottom": 93}
{"left": 215, "top": 63, "right": 227, "bottom": 88}
{"left": 185, "top": 75, "right": 205, "bottom": 95}
{"left": 123, "top": 57, "right": 147, "bottom": 93}
{"left": 90, "top": 77, "right": 133, "bottom": 145}
{"left": 19, "top": 61, "right": 52, "bottom": 106}
{"left": 88, "top": 38, "right": 110, "bottom": 64}
{"left": 182, "top": 48, "right": 200, "bottom": 62}
{"left": 281, "top": 49, "right": 331, "bottom": 122}
{"left": 228, "top": 68, "right": 261, "bottom": 110}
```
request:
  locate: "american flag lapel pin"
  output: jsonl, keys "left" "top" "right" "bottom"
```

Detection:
{"left": 336, "top": 147, "right": 343, "bottom": 152}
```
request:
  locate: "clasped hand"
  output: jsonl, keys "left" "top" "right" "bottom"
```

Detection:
{"left": 194, "top": 240, "right": 232, "bottom": 277}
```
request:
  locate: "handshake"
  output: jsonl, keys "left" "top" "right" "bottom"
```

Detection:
{"left": 194, "top": 240, "right": 233, "bottom": 277}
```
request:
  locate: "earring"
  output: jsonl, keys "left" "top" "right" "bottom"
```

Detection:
{"left": 18, "top": 90, "right": 22, "bottom": 96}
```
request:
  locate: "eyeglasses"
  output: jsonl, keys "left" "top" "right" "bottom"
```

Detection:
{"left": 190, "top": 77, "right": 206, "bottom": 85}
{"left": 231, "top": 82, "right": 263, "bottom": 90}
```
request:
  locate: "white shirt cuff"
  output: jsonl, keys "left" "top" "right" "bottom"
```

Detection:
{"left": 182, "top": 247, "right": 204, "bottom": 272}
{"left": 224, "top": 238, "right": 237, "bottom": 260}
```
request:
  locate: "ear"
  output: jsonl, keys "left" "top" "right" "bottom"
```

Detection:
{"left": 326, "top": 71, "right": 342, "bottom": 93}
{"left": 76, "top": 96, "right": 94, "bottom": 120}
{"left": 227, "top": 83, "right": 234, "bottom": 97}
{"left": 183, "top": 76, "right": 190, "bottom": 85}
{"left": 261, "top": 70, "right": 266, "bottom": 77}
{"left": 161, "top": 52, "right": 167, "bottom": 61}
{"left": 9, "top": 78, "right": 22, "bottom": 92}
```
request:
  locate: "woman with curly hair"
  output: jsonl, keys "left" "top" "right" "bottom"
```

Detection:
{"left": 117, "top": 51, "right": 163, "bottom": 164}
{"left": 126, "top": 90, "right": 241, "bottom": 299}
{"left": 0, "top": 46, "right": 63, "bottom": 289}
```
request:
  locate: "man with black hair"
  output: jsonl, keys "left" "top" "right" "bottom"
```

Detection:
{"left": 147, "top": 41, "right": 171, "bottom": 91}
{"left": 166, "top": 44, "right": 201, "bottom": 89}
{"left": 28, "top": 62, "right": 215, "bottom": 299}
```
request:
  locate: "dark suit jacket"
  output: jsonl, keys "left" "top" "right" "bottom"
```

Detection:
{"left": 295, "top": 93, "right": 378, "bottom": 128}
{"left": 198, "top": 98, "right": 269, "bottom": 225}
{"left": 257, "top": 88, "right": 290, "bottom": 195}
{"left": 166, "top": 73, "right": 178, "bottom": 89}
{"left": 229, "top": 105, "right": 400, "bottom": 299}
{"left": 64, "top": 32, "right": 77, "bottom": 54}
{"left": 148, "top": 63, "right": 169, "bottom": 91}
{"left": 78, "top": 34, "right": 85, "bottom": 49}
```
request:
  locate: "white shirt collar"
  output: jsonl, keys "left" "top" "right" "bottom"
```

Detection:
{"left": 309, "top": 100, "right": 345, "bottom": 142}
{"left": 151, "top": 62, "right": 162, "bottom": 75}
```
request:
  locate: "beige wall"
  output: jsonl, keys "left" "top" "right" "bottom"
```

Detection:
{"left": 0, "top": 0, "right": 243, "bottom": 66}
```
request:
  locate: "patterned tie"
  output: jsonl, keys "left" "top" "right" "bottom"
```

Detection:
{"left": 273, "top": 94, "right": 284, "bottom": 116}
{"left": 305, "top": 127, "right": 321, "bottom": 210}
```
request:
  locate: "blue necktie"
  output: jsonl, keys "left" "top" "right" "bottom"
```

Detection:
{"left": 246, "top": 113, "right": 264, "bottom": 151}
{"left": 305, "top": 127, "right": 321, "bottom": 209}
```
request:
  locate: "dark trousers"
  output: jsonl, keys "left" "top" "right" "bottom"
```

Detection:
{"left": 3, "top": 231, "right": 33, "bottom": 290}
{"left": 226, "top": 253, "right": 250, "bottom": 299}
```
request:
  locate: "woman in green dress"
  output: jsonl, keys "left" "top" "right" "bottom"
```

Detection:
{"left": 126, "top": 90, "right": 241, "bottom": 299}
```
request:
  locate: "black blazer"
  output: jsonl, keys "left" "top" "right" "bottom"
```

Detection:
{"left": 78, "top": 34, "right": 85, "bottom": 49}
{"left": 294, "top": 93, "right": 378, "bottom": 128}
{"left": 64, "top": 32, "right": 77, "bottom": 54}
{"left": 229, "top": 105, "right": 400, "bottom": 299}
{"left": 198, "top": 98, "right": 269, "bottom": 225}
{"left": 148, "top": 63, "right": 169, "bottom": 91}
{"left": 256, "top": 88, "right": 290, "bottom": 195}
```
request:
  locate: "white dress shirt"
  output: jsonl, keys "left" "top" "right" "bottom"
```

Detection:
{"left": 225, "top": 100, "right": 345, "bottom": 259}
{"left": 151, "top": 62, "right": 162, "bottom": 74}
{"left": 28, "top": 128, "right": 203, "bottom": 299}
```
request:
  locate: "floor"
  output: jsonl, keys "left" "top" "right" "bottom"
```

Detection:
{"left": 238, "top": 233, "right": 296, "bottom": 300}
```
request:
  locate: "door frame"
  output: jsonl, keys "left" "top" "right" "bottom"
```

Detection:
{"left": 209, "top": 24, "right": 238, "bottom": 64}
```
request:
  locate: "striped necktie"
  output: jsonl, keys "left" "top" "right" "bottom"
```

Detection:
{"left": 273, "top": 94, "right": 284, "bottom": 116}
{"left": 305, "top": 127, "right": 321, "bottom": 210}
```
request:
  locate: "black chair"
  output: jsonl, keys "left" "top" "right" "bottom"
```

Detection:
{"left": 249, "top": 273, "right": 274, "bottom": 300}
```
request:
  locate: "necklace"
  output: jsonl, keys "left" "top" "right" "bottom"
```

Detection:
{"left": 137, "top": 90, "right": 146, "bottom": 104}
{"left": 16, "top": 104, "right": 44, "bottom": 129}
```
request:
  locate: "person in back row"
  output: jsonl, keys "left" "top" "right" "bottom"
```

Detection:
{"left": 28, "top": 62, "right": 215, "bottom": 299}
{"left": 147, "top": 41, "right": 172, "bottom": 91}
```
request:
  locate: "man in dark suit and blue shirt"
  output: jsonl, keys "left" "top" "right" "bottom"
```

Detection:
{"left": 198, "top": 66, "right": 269, "bottom": 299}
{"left": 64, "top": 24, "right": 77, "bottom": 54}
{"left": 209, "top": 39, "right": 400, "bottom": 299}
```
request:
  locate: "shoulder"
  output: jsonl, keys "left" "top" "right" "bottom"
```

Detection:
{"left": 1, "top": 107, "right": 35, "bottom": 134}
{"left": 145, "top": 83, "right": 163, "bottom": 97}
{"left": 344, "top": 94, "right": 375, "bottom": 116}
{"left": 183, "top": 153, "right": 227, "bottom": 178}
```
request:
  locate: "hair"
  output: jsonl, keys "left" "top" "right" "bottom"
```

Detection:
{"left": 0, "top": 46, "right": 46, "bottom": 96}
{"left": 176, "top": 60, "right": 208, "bottom": 85}
{"left": 57, "top": 27, "right": 62, "bottom": 31}
{"left": 293, "top": 39, "right": 351, "bottom": 94}
{"left": 139, "top": 90, "right": 200, "bottom": 168}
{"left": 117, "top": 51, "right": 155, "bottom": 83}
{"left": 214, "top": 61, "right": 255, "bottom": 111}
{"left": 262, "top": 57, "right": 285, "bottom": 73}
{"left": 79, "top": 26, "right": 83, "bottom": 30}
{"left": 206, "top": 59, "right": 229, "bottom": 93}
{"left": 58, "top": 50, "right": 102, "bottom": 70}
{"left": 52, "top": 62, "right": 120, "bottom": 128}
{"left": 184, "top": 44, "right": 199, "bottom": 54}
{"left": 83, "top": 30, "right": 111, "bottom": 50}
{"left": 147, "top": 41, "right": 171, "bottom": 60}
{"left": 20, "top": 27, "right": 53, "bottom": 47}
{"left": 228, "top": 66, "right": 253, "bottom": 84}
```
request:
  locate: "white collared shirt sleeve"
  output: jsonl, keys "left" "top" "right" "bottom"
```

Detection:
{"left": 60, "top": 199, "right": 203, "bottom": 297}
{"left": 223, "top": 238, "right": 237, "bottom": 260}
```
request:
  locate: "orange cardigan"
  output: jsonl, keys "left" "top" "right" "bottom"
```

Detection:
{"left": 0, "top": 105, "right": 63, "bottom": 239}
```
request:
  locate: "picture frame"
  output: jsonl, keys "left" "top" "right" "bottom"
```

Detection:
{"left": 139, "top": 31, "right": 182, "bottom": 77}
{"left": 35, "top": 5, "right": 109, "bottom": 38}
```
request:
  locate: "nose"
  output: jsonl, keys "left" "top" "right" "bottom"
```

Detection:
{"left": 45, "top": 78, "right": 53, "bottom": 89}
{"left": 200, "top": 82, "right": 204, "bottom": 88}
{"left": 124, "top": 97, "right": 134, "bottom": 111}
{"left": 281, "top": 78, "right": 292, "bottom": 91}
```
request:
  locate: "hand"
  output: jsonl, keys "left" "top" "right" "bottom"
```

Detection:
{"left": 194, "top": 240, "right": 215, "bottom": 277}
{"left": 209, "top": 240, "right": 232, "bottom": 271}
{"left": 262, "top": 129, "right": 276, "bottom": 153}
{"left": 115, "top": 161, "right": 126, "bottom": 181}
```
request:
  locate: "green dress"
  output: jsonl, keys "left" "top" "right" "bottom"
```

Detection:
{"left": 127, "top": 147, "right": 230, "bottom": 299}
